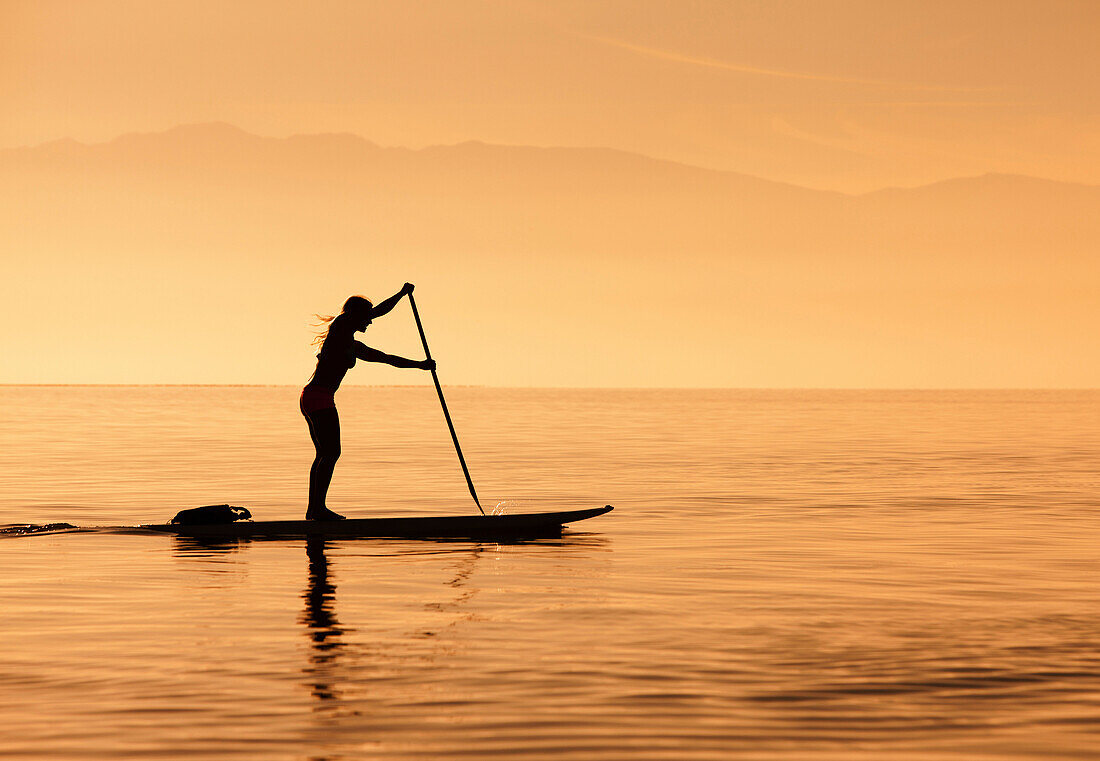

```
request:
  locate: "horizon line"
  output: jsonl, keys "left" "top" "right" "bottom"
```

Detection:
{"left": 2, "top": 383, "right": 1098, "bottom": 392}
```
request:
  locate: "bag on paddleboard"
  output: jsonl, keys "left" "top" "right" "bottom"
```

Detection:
{"left": 168, "top": 504, "right": 252, "bottom": 526}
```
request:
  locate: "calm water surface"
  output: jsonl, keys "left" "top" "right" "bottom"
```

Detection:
{"left": 2, "top": 387, "right": 1100, "bottom": 759}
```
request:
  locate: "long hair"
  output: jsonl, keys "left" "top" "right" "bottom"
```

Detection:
{"left": 311, "top": 295, "right": 373, "bottom": 349}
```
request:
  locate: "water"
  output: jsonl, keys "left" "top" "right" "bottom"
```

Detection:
{"left": 2, "top": 386, "right": 1100, "bottom": 759}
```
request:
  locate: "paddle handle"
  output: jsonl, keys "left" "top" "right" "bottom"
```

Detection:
{"left": 407, "top": 291, "right": 484, "bottom": 514}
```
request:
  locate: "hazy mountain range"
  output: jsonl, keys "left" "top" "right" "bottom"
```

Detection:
{"left": 3, "top": 123, "right": 1098, "bottom": 386}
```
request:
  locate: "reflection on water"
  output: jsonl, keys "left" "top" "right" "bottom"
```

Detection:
{"left": 3, "top": 388, "right": 1100, "bottom": 760}
{"left": 301, "top": 538, "right": 347, "bottom": 708}
{"left": 169, "top": 529, "right": 610, "bottom": 746}
{"left": 172, "top": 536, "right": 246, "bottom": 554}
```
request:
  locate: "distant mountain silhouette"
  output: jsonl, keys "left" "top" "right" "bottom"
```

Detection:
{"left": 8, "top": 122, "right": 823, "bottom": 193}
{"left": 10, "top": 123, "right": 1097, "bottom": 196}
{"left": 2, "top": 123, "right": 1098, "bottom": 386}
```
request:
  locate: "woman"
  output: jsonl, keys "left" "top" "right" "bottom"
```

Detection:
{"left": 301, "top": 283, "right": 434, "bottom": 520}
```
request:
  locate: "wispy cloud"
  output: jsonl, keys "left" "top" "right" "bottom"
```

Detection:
{"left": 876, "top": 100, "right": 1025, "bottom": 107}
{"left": 580, "top": 32, "right": 991, "bottom": 93}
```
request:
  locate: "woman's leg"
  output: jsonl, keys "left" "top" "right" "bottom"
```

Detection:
{"left": 304, "top": 408, "right": 345, "bottom": 520}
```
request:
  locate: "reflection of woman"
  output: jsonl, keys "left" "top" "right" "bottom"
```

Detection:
{"left": 301, "top": 537, "right": 344, "bottom": 705}
{"left": 301, "top": 284, "right": 434, "bottom": 520}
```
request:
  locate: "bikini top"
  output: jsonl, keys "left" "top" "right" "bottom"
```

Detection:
{"left": 316, "top": 343, "right": 356, "bottom": 369}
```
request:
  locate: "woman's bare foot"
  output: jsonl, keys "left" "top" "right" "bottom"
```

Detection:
{"left": 305, "top": 506, "right": 347, "bottom": 521}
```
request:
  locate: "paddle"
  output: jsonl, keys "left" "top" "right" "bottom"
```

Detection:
{"left": 407, "top": 290, "right": 485, "bottom": 514}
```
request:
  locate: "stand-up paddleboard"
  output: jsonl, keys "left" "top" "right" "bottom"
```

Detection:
{"left": 143, "top": 506, "right": 614, "bottom": 540}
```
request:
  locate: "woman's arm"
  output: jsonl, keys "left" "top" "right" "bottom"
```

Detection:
{"left": 369, "top": 282, "right": 414, "bottom": 319}
{"left": 354, "top": 342, "right": 434, "bottom": 370}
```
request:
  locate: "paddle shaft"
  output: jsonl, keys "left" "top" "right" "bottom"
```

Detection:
{"left": 407, "top": 292, "right": 484, "bottom": 514}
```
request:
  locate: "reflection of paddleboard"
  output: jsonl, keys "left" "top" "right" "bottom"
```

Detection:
{"left": 143, "top": 506, "right": 614, "bottom": 539}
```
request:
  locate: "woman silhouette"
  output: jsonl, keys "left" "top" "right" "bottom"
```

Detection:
{"left": 301, "top": 284, "right": 433, "bottom": 520}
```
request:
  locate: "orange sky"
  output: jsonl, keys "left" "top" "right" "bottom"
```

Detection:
{"left": 2, "top": 1, "right": 1099, "bottom": 387}
{"left": 4, "top": 0, "right": 1099, "bottom": 192}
